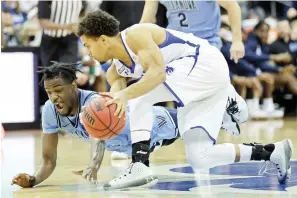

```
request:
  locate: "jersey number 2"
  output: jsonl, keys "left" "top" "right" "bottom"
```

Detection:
{"left": 178, "top": 13, "right": 188, "bottom": 27}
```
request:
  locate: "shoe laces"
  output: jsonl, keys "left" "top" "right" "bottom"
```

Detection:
{"left": 226, "top": 97, "right": 240, "bottom": 115}
{"left": 115, "top": 163, "right": 135, "bottom": 179}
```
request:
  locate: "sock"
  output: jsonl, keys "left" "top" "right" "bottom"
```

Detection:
{"left": 132, "top": 139, "right": 151, "bottom": 167}
{"left": 243, "top": 143, "right": 274, "bottom": 161}
{"left": 238, "top": 144, "right": 252, "bottom": 162}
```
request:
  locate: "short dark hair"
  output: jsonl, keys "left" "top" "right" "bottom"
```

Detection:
{"left": 254, "top": 20, "right": 270, "bottom": 31}
{"left": 77, "top": 10, "right": 120, "bottom": 37}
{"left": 38, "top": 61, "right": 80, "bottom": 86}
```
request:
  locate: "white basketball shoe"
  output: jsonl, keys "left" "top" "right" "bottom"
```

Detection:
{"left": 269, "top": 139, "right": 293, "bottom": 184}
{"left": 103, "top": 162, "right": 158, "bottom": 190}
{"left": 111, "top": 151, "right": 129, "bottom": 160}
{"left": 221, "top": 96, "right": 248, "bottom": 136}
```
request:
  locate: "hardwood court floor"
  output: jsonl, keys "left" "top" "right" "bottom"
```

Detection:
{"left": 1, "top": 118, "right": 297, "bottom": 198}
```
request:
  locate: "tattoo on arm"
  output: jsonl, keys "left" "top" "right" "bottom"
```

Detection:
{"left": 89, "top": 139, "right": 105, "bottom": 170}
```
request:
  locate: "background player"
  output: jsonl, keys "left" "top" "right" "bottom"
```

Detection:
{"left": 140, "top": 0, "right": 244, "bottom": 62}
{"left": 77, "top": 10, "right": 293, "bottom": 189}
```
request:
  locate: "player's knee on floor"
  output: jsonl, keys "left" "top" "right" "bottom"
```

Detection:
{"left": 183, "top": 128, "right": 214, "bottom": 170}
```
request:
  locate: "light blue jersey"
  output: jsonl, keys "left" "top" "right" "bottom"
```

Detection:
{"left": 160, "top": 0, "right": 222, "bottom": 49}
{"left": 42, "top": 89, "right": 179, "bottom": 155}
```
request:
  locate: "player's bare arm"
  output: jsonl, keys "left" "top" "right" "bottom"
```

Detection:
{"left": 217, "top": 0, "right": 244, "bottom": 63}
{"left": 11, "top": 133, "right": 58, "bottom": 188}
{"left": 106, "top": 62, "right": 128, "bottom": 93}
{"left": 105, "top": 28, "right": 166, "bottom": 117}
{"left": 140, "top": 0, "right": 159, "bottom": 24}
{"left": 73, "top": 137, "right": 105, "bottom": 184}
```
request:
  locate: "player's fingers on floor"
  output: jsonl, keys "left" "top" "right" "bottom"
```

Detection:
{"left": 86, "top": 174, "right": 92, "bottom": 183}
{"left": 11, "top": 178, "right": 19, "bottom": 185}
{"left": 11, "top": 175, "right": 21, "bottom": 185}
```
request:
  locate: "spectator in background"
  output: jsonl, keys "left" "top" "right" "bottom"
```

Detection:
{"left": 1, "top": 1, "right": 27, "bottom": 46}
{"left": 1, "top": 21, "right": 5, "bottom": 48}
{"left": 220, "top": 23, "right": 283, "bottom": 118}
{"left": 245, "top": 20, "right": 297, "bottom": 96}
{"left": 270, "top": 19, "right": 297, "bottom": 72}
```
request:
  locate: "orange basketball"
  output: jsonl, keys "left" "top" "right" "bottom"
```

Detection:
{"left": 82, "top": 96, "right": 126, "bottom": 140}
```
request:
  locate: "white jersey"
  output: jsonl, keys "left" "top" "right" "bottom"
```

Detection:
{"left": 113, "top": 26, "right": 210, "bottom": 79}
{"left": 117, "top": 25, "right": 231, "bottom": 141}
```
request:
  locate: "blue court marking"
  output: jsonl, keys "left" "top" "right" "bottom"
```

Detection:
{"left": 150, "top": 161, "right": 297, "bottom": 191}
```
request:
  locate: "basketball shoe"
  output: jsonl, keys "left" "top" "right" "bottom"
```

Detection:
{"left": 249, "top": 139, "right": 293, "bottom": 184}
{"left": 221, "top": 95, "right": 248, "bottom": 136}
{"left": 268, "top": 139, "right": 293, "bottom": 184}
{"left": 103, "top": 162, "right": 158, "bottom": 190}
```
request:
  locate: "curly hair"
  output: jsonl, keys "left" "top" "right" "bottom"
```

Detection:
{"left": 77, "top": 10, "right": 120, "bottom": 37}
{"left": 38, "top": 61, "right": 80, "bottom": 86}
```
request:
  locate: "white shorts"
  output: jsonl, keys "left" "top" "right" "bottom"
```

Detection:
{"left": 128, "top": 45, "right": 230, "bottom": 142}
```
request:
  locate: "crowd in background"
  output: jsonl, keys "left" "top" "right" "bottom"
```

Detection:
{"left": 1, "top": 0, "right": 297, "bottom": 118}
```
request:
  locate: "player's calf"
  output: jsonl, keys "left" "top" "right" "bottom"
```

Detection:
{"left": 183, "top": 128, "right": 293, "bottom": 184}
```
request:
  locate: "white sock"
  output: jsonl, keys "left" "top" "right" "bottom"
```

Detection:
{"left": 238, "top": 144, "right": 252, "bottom": 162}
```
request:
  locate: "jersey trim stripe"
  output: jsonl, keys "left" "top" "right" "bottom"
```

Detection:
{"left": 187, "top": 45, "right": 200, "bottom": 75}
{"left": 163, "top": 82, "right": 184, "bottom": 107}
{"left": 120, "top": 32, "right": 136, "bottom": 73}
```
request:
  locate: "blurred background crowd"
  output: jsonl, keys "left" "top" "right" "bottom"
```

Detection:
{"left": 1, "top": 0, "right": 297, "bottom": 121}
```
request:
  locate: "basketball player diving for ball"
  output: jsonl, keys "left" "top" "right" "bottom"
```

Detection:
{"left": 10, "top": 61, "right": 189, "bottom": 188}
{"left": 77, "top": 10, "right": 293, "bottom": 189}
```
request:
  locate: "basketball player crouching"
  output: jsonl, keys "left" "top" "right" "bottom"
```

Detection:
{"left": 11, "top": 62, "right": 182, "bottom": 188}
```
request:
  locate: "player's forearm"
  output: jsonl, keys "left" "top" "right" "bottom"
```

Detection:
{"left": 110, "top": 78, "right": 127, "bottom": 93}
{"left": 32, "top": 161, "right": 56, "bottom": 186}
{"left": 39, "top": 19, "right": 70, "bottom": 30}
{"left": 123, "top": 68, "right": 165, "bottom": 100}
{"left": 226, "top": 2, "right": 242, "bottom": 42}
{"left": 139, "top": 0, "right": 159, "bottom": 23}
{"left": 89, "top": 138, "right": 105, "bottom": 170}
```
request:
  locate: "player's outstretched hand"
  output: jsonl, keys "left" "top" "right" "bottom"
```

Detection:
{"left": 11, "top": 173, "right": 34, "bottom": 188}
{"left": 100, "top": 91, "right": 128, "bottom": 119}
{"left": 230, "top": 40, "right": 245, "bottom": 64}
{"left": 72, "top": 167, "right": 98, "bottom": 184}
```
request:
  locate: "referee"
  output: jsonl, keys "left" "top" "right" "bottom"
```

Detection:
{"left": 38, "top": 0, "right": 86, "bottom": 66}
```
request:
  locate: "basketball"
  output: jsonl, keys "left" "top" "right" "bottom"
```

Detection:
{"left": 82, "top": 96, "right": 126, "bottom": 140}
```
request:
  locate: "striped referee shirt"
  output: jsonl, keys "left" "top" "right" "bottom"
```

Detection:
{"left": 38, "top": 0, "right": 84, "bottom": 38}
